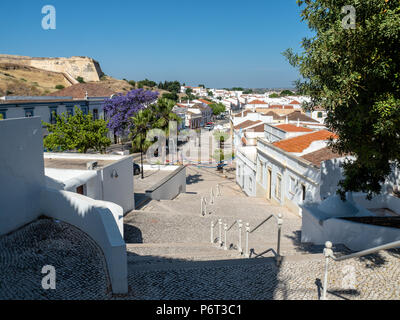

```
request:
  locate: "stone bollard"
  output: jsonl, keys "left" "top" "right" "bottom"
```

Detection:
{"left": 218, "top": 219, "right": 222, "bottom": 247}
{"left": 238, "top": 220, "right": 243, "bottom": 254}
{"left": 223, "top": 223, "right": 228, "bottom": 250}
{"left": 322, "top": 241, "right": 333, "bottom": 300}
{"left": 245, "top": 223, "right": 250, "bottom": 258}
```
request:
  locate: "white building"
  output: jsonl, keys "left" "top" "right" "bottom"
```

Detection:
{"left": 44, "top": 153, "right": 135, "bottom": 214}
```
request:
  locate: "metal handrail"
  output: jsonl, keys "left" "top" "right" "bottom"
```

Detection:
{"left": 322, "top": 240, "right": 400, "bottom": 300}
{"left": 245, "top": 213, "right": 283, "bottom": 263}
{"left": 250, "top": 214, "right": 280, "bottom": 234}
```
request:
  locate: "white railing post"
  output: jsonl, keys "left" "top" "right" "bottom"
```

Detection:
{"left": 218, "top": 219, "right": 222, "bottom": 247}
{"left": 276, "top": 213, "right": 283, "bottom": 265}
{"left": 238, "top": 220, "right": 243, "bottom": 254}
{"left": 210, "top": 220, "right": 214, "bottom": 244}
{"left": 210, "top": 188, "right": 215, "bottom": 204}
{"left": 322, "top": 241, "right": 333, "bottom": 300}
{"left": 245, "top": 223, "right": 250, "bottom": 258}
{"left": 224, "top": 223, "right": 228, "bottom": 250}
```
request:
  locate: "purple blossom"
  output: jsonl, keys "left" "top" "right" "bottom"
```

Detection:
{"left": 103, "top": 88, "right": 159, "bottom": 136}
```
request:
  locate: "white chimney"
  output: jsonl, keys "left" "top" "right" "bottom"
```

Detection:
{"left": 285, "top": 116, "right": 288, "bottom": 124}
{"left": 297, "top": 118, "right": 300, "bottom": 127}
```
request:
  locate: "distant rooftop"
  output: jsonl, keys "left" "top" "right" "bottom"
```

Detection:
{"left": 49, "top": 83, "right": 118, "bottom": 99}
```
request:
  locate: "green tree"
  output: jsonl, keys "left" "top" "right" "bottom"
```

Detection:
{"left": 55, "top": 84, "right": 65, "bottom": 90}
{"left": 161, "top": 92, "right": 179, "bottom": 102}
{"left": 209, "top": 103, "right": 226, "bottom": 116}
{"left": 213, "top": 131, "right": 230, "bottom": 172}
{"left": 284, "top": 0, "right": 400, "bottom": 199}
{"left": 269, "top": 93, "right": 280, "bottom": 98}
{"left": 43, "top": 107, "right": 111, "bottom": 153}
{"left": 76, "top": 77, "right": 85, "bottom": 83}
{"left": 280, "top": 90, "right": 294, "bottom": 96}
{"left": 151, "top": 98, "right": 182, "bottom": 134}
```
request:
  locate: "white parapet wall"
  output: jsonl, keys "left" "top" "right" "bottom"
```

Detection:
{"left": 40, "top": 188, "right": 127, "bottom": 293}
{"left": 145, "top": 166, "right": 187, "bottom": 201}
{"left": 301, "top": 194, "right": 400, "bottom": 251}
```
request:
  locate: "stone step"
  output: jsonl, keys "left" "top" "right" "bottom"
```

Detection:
{"left": 126, "top": 241, "right": 323, "bottom": 267}
{"left": 127, "top": 242, "right": 235, "bottom": 258}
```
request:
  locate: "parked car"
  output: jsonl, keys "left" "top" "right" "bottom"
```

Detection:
{"left": 133, "top": 162, "right": 141, "bottom": 175}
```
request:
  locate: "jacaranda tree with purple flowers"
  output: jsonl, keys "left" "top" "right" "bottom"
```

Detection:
{"left": 103, "top": 88, "right": 159, "bottom": 138}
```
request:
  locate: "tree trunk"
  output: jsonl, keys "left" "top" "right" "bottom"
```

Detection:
{"left": 140, "top": 142, "right": 144, "bottom": 180}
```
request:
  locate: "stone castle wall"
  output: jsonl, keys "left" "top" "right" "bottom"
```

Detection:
{"left": 0, "top": 55, "right": 104, "bottom": 82}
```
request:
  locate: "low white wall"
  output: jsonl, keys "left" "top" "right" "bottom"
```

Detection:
{"left": 40, "top": 188, "right": 127, "bottom": 293}
{"left": 301, "top": 206, "right": 400, "bottom": 251}
{"left": 146, "top": 166, "right": 186, "bottom": 201}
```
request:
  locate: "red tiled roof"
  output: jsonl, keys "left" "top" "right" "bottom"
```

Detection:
{"left": 233, "top": 110, "right": 255, "bottom": 117}
{"left": 176, "top": 103, "right": 187, "bottom": 108}
{"left": 274, "top": 124, "right": 313, "bottom": 133}
{"left": 243, "top": 123, "right": 265, "bottom": 133}
{"left": 198, "top": 99, "right": 213, "bottom": 105}
{"left": 234, "top": 120, "right": 262, "bottom": 130}
{"left": 285, "top": 110, "right": 319, "bottom": 123}
{"left": 269, "top": 105, "right": 283, "bottom": 109}
{"left": 289, "top": 100, "right": 301, "bottom": 105}
{"left": 248, "top": 99, "right": 267, "bottom": 105}
{"left": 301, "top": 147, "right": 342, "bottom": 167}
{"left": 272, "top": 130, "right": 338, "bottom": 153}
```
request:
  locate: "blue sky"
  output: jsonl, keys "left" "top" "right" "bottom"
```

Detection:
{"left": 0, "top": 0, "right": 312, "bottom": 88}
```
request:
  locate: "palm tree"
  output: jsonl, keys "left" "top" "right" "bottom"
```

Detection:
{"left": 152, "top": 98, "right": 181, "bottom": 134}
{"left": 131, "top": 108, "right": 153, "bottom": 179}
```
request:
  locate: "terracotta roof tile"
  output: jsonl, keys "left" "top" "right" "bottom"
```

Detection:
{"left": 285, "top": 110, "right": 319, "bottom": 123}
{"left": 289, "top": 100, "right": 301, "bottom": 105}
{"left": 301, "top": 147, "right": 342, "bottom": 167}
{"left": 243, "top": 123, "right": 264, "bottom": 133}
{"left": 272, "top": 130, "right": 338, "bottom": 153}
{"left": 274, "top": 124, "right": 313, "bottom": 133}
{"left": 248, "top": 99, "right": 267, "bottom": 105}
{"left": 198, "top": 99, "right": 213, "bottom": 105}
{"left": 234, "top": 120, "right": 262, "bottom": 130}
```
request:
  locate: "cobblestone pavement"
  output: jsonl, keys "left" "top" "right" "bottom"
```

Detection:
{"left": 119, "top": 248, "right": 400, "bottom": 300}
{"left": 0, "top": 218, "right": 111, "bottom": 300}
